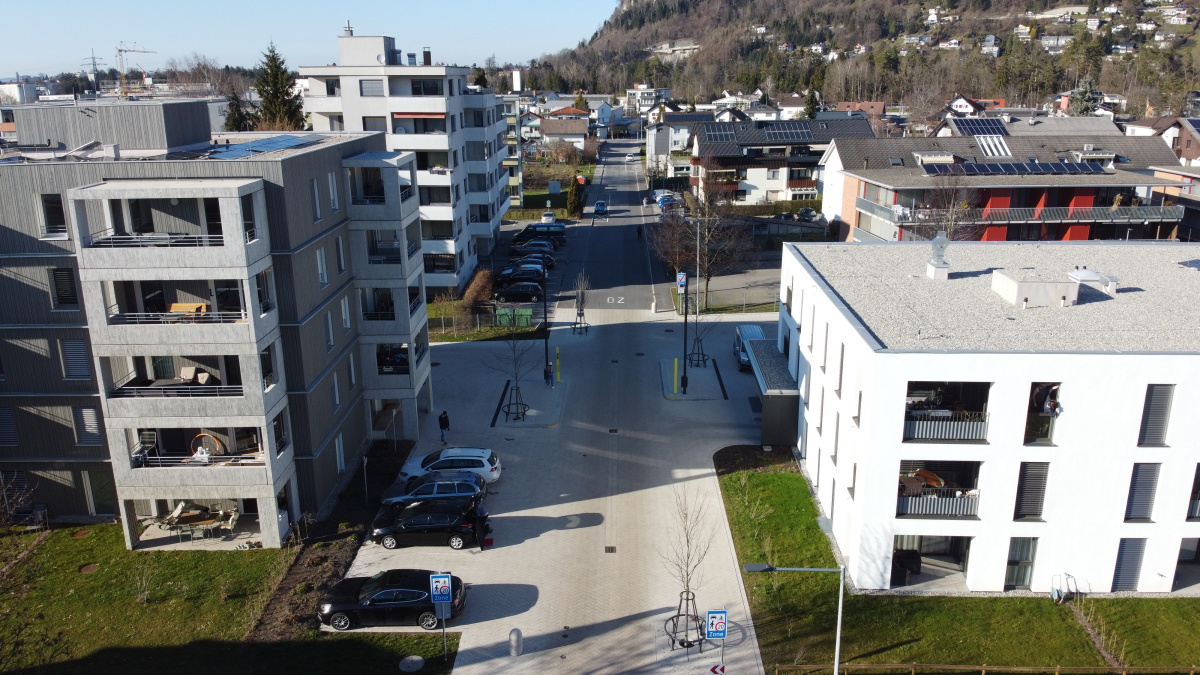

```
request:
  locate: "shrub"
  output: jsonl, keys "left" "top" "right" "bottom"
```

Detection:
{"left": 291, "top": 581, "right": 313, "bottom": 595}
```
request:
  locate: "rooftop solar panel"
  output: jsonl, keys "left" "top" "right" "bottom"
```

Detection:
{"left": 208, "top": 134, "right": 318, "bottom": 160}
{"left": 1188, "top": 119, "right": 1200, "bottom": 134}
{"left": 954, "top": 118, "right": 1009, "bottom": 137}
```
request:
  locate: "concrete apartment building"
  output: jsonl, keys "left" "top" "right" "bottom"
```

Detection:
{"left": 0, "top": 100, "right": 431, "bottom": 549}
{"left": 772, "top": 241, "right": 1200, "bottom": 593}
{"left": 300, "top": 28, "right": 511, "bottom": 298}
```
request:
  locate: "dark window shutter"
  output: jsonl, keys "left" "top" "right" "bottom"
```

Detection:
{"left": 1112, "top": 538, "right": 1146, "bottom": 591}
{"left": 0, "top": 408, "right": 16, "bottom": 446}
{"left": 1014, "top": 462, "right": 1050, "bottom": 520}
{"left": 1124, "top": 463, "right": 1161, "bottom": 520}
{"left": 73, "top": 407, "right": 103, "bottom": 445}
{"left": 52, "top": 269, "right": 79, "bottom": 307}
{"left": 1137, "top": 384, "right": 1173, "bottom": 446}
{"left": 60, "top": 340, "right": 91, "bottom": 379}
{"left": 360, "top": 79, "right": 384, "bottom": 96}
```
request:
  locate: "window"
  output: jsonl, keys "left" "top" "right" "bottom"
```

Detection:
{"left": 349, "top": 353, "right": 357, "bottom": 387}
{"left": 335, "top": 434, "right": 345, "bottom": 473}
{"left": 0, "top": 408, "right": 16, "bottom": 446}
{"left": 1112, "top": 538, "right": 1146, "bottom": 591}
{"left": 334, "top": 236, "right": 346, "bottom": 274}
{"left": 1124, "top": 463, "right": 1161, "bottom": 521}
{"left": 72, "top": 407, "right": 103, "bottom": 445}
{"left": 317, "top": 248, "right": 329, "bottom": 287}
{"left": 328, "top": 172, "right": 340, "bottom": 212}
{"left": 821, "top": 324, "right": 829, "bottom": 370}
{"left": 256, "top": 268, "right": 275, "bottom": 313}
{"left": 50, "top": 268, "right": 79, "bottom": 309}
{"left": 1005, "top": 538, "right": 1038, "bottom": 590}
{"left": 341, "top": 296, "right": 351, "bottom": 331}
{"left": 816, "top": 387, "right": 825, "bottom": 434}
{"left": 332, "top": 372, "right": 341, "bottom": 409}
{"left": 272, "top": 411, "right": 289, "bottom": 454}
{"left": 834, "top": 344, "right": 844, "bottom": 395}
{"left": 325, "top": 312, "right": 335, "bottom": 351}
{"left": 1137, "top": 384, "right": 1173, "bottom": 446}
{"left": 359, "top": 79, "right": 384, "bottom": 97}
{"left": 41, "top": 194, "right": 68, "bottom": 237}
{"left": 411, "top": 79, "right": 444, "bottom": 96}
{"left": 60, "top": 340, "right": 90, "bottom": 379}
{"left": 311, "top": 178, "right": 322, "bottom": 221}
{"left": 1014, "top": 462, "right": 1049, "bottom": 520}
{"left": 362, "top": 116, "right": 387, "bottom": 132}
{"left": 1025, "top": 382, "right": 1061, "bottom": 444}
{"left": 830, "top": 412, "right": 840, "bottom": 463}
{"left": 808, "top": 306, "right": 816, "bottom": 348}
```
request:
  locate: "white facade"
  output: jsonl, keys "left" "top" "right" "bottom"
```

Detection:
{"left": 779, "top": 242, "right": 1200, "bottom": 594}
{"left": 300, "top": 31, "right": 511, "bottom": 296}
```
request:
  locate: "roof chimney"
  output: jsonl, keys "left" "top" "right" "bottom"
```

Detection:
{"left": 423, "top": 48, "right": 432, "bottom": 66}
{"left": 927, "top": 231, "right": 950, "bottom": 280}
{"left": 343, "top": 20, "right": 353, "bottom": 37}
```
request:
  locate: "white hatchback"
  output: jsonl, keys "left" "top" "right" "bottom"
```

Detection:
{"left": 403, "top": 447, "right": 502, "bottom": 484}
{"left": 626, "top": 154, "right": 634, "bottom": 162}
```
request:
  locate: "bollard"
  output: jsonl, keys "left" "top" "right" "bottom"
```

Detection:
{"left": 509, "top": 628, "right": 523, "bottom": 657}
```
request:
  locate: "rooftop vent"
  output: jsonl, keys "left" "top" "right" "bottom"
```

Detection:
{"left": 913, "top": 151, "right": 956, "bottom": 165}
{"left": 1068, "top": 265, "right": 1119, "bottom": 296}
{"left": 991, "top": 269, "right": 1080, "bottom": 308}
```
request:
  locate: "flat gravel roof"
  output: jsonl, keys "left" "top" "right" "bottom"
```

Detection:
{"left": 792, "top": 241, "right": 1200, "bottom": 353}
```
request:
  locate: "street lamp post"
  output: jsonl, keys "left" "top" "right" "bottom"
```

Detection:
{"left": 743, "top": 564, "right": 845, "bottom": 674}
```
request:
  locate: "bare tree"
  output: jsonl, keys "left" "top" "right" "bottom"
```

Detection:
{"left": 657, "top": 485, "right": 716, "bottom": 595}
{"left": 545, "top": 139, "right": 580, "bottom": 166}
{"left": 162, "top": 53, "right": 252, "bottom": 97}
{"left": 481, "top": 335, "right": 540, "bottom": 420}
{"left": 908, "top": 172, "right": 983, "bottom": 241}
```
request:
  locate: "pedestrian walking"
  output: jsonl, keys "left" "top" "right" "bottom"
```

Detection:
{"left": 642, "top": 196, "right": 648, "bottom": 207}
{"left": 544, "top": 362, "right": 554, "bottom": 388}
{"left": 471, "top": 501, "right": 490, "bottom": 551}
{"left": 637, "top": 225, "right": 643, "bottom": 240}
{"left": 438, "top": 410, "right": 450, "bottom": 444}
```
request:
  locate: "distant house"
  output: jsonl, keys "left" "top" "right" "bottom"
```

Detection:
{"left": 853, "top": 43, "right": 868, "bottom": 55}
{"left": 938, "top": 38, "right": 962, "bottom": 49}
{"left": 1041, "top": 35, "right": 1075, "bottom": 54}
{"left": 1015, "top": 24, "right": 1033, "bottom": 41}
{"left": 648, "top": 39, "right": 701, "bottom": 63}
{"left": 1167, "top": 14, "right": 1190, "bottom": 24}
{"left": 944, "top": 94, "right": 1006, "bottom": 117}
{"left": 1103, "top": 3, "right": 1121, "bottom": 13}
{"left": 903, "top": 35, "right": 921, "bottom": 44}
{"left": 1111, "top": 42, "right": 1137, "bottom": 54}
{"left": 1113, "top": 23, "right": 1128, "bottom": 32}
{"left": 810, "top": 43, "right": 827, "bottom": 54}
{"left": 981, "top": 34, "right": 1001, "bottom": 57}
{"left": 543, "top": 105, "right": 590, "bottom": 119}
{"left": 539, "top": 118, "right": 588, "bottom": 150}
{"left": 1086, "top": 17, "right": 1102, "bottom": 29}
{"left": 1055, "top": 13, "right": 1075, "bottom": 24}
{"left": 751, "top": 25, "right": 768, "bottom": 34}
{"left": 836, "top": 101, "right": 886, "bottom": 117}
{"left": 712, "top": 90, "right": 763, "bottom": 111}
{"left": 1136, "top": 19, "right": 1160, "bottom": 30}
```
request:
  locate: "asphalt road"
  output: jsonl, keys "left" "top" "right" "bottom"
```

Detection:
{"left": 341, "top": 139, "right": 770, "bottom": 675}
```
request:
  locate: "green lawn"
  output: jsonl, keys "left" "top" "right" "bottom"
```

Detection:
{"left": 717, "top": 448, "right": 1105, "bottom": 669}
{"left": 1082, "top": 598, "right": 1200, "bottom": 666}
{"left": 0, "top": 525, "right": 459, "bottom": 673}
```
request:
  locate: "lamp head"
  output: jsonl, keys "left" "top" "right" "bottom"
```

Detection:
{"left": 743, "top": 563, "right": 774, "bottom": 573}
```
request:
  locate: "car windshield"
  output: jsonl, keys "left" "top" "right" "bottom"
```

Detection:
{"left": 420, "top": 451, "right": 442, "bottom": 469}
{"left": 487, "top": 451, "right": 498, "bottom": 467}
{"left": 358, "top": 571, "right": 387, "bottom": 603}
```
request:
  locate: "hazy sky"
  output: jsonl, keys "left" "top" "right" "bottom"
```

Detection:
{"left": 3, "top": 0, "right": 619, "bottom": 77}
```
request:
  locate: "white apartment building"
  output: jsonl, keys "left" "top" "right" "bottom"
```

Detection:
{"left": 776, "top": 241, "right": 1200, "bottom": 594}
{"left": 301, "top": 27, "right": 511, "bottom": 298}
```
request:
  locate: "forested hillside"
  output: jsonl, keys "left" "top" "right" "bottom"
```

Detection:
{"left": 520, "top": 0, "right": 1199, "bottom": 113}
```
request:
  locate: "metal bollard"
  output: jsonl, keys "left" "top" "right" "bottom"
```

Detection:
{"left": 508, "top": 628, "right": 523, "bottom": 657}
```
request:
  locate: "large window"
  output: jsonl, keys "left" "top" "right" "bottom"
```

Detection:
{"left": 1013, "top": 462, "right": 1049, "bottom": 520}
{"left": 1137, "top": 384, "right": 1173, "bottom": 446}
{"left": 377, "top": 343, "right": 409, "bottom": 374}
{"left": 50, "top": 268, "right": 80, "bottom": 310}
{"left": 1124, "top": 463, "right": 1161, "bottom": 521}
{"left": 41, "top": 194, "right": 67, "bottom": 237}
{"left": 317, "top": 248, "right": 329, "bottom": 287}
{"left": 1025, "top": 382, "right": 1061, "bottom": 444}
{"left": 60, "top": 340, "right": 90, "bottom": 380}
{"left": 1004, "top": 538, "right": 1038, "bottom": 590}
{"left": 72, "top": 407, "right": 103, "bottom": 446}
{"left": 362, "top": 116, "right": 387, "bottom": 132}
{"left": 0, "top": 408, "right": 16, "bottom": 446}
{"left": 359, "top": 79, "right": 384, "bottom": 97}
{"left": 411, "top": 79, "right": 444, "bottom": 96}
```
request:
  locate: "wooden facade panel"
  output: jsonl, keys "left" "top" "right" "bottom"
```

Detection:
{"left": 0, "top": 261, "right": 88, "bottom": 325}
{"left": 2, "top": 398, "right": 108, "bottom": 457}
{"left": 1, "top": 330, "right": 97, "bottom": 392}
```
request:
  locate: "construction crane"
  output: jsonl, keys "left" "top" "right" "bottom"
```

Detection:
{"left": 115, "top": 42, "right": 155, "bottom": 98}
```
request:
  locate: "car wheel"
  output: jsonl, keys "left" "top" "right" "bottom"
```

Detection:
{"left": 448, "top": 534, "right": 466, "bottom": 550}
{"left": 497, "top": 295, "right": 507, "bottom": 302}
{"left": 418, "top": 611, "right": 439, "bottom": 630}
{"left": 330, "top": 612, "right": 352, "bottom": 631}
{"left": 531, "top": 295, "right": 540, "bottom": 302}
{"left": 381, "top": 535, "right": 399, "bottom": 549}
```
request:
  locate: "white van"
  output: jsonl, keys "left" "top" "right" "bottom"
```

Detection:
{"left": 734, "top": 324, "right": 765, "bottom": 371}
{"left": 541, "top": 211, "right": 557, "bottom": 224}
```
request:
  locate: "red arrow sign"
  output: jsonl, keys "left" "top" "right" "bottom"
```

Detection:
{"left": 710, "top": 666, "right": 725, "bottom": 674}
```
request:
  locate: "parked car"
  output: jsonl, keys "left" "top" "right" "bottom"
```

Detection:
{"left": 511, "top": 241, "right": 556, "bottom": 257}
{"left": 626, "top": 154, "right": 634, "bottom": 162}
{"left": 405, "top": 446, "right": 503, "bottom": 484}
{"left": 380, "top": 470, "right": 487, "bottom": 505}
{"left": 541, "top": 211, "right": 557, "bottom": 224}
{"left": 514, "top": 223, "right": 567, "bottom": 245}
{"left": 593, "top": 200, "right": 608, "bottom": 216}
{"left": 318, "top": 568, "right": 467, "bottom": 631}
{"left": 497, "top": 268, "right": 545, "bottom": 285}
{"left": 797, "top": 208, "right": 819, "bottom": 222}
{"left": 494, "top": 281, "right": 543, "bottom": 303}
{"left": 511, "top": 253, "right": 556, "bottom": 269}
{"left": 369, "top": 498, "right": 487, "bottom": 550}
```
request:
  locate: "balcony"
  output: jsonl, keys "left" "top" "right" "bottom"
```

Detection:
{"left": 897, "top": 487, "right": 981, "bottom": 517}
{"left": 130, "top": 443, "right": 265, "bottom": 469}
{"left": 903, "top": 381, "right": 991, "bottom": 443}
{"left": 110, "top": 375, "right": 244, "bottom": 398}
{"left": 89, "top": 231, "right": 223, "bottom": 248}
{"left": 788, "top": 178, "right": 818, "bottom": 189}
{"left": 345, "top": 158, "right": 418, "bottom": 224}
{"left": 857, "top": 196, "right": 1184, "bottom": 226}
{"left": 897, "top": 461, "right": 981, "bottom": 518}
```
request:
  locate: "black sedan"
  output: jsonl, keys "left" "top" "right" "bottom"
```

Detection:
{"left": 497, "top": 267, "right": 546, "bottom": 285}
{"left": 494, "top": 282, "right": 543, "bottom": 303}
{"left": 318, "top": 568, "right": 466, "bottom": 631}
{"left": 512, "top": 253, "right": 556, "bottom": 269}
{"left": 511, "top": 241, "right": 556, "bottom": 257}
{"left": 370, "top": 498, "right": 487, "bottom": 550}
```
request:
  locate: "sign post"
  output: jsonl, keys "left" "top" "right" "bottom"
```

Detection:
{"left": 706, "top": 609, "right": 728, "bottom": 670}
{"left": 430, "top": 574, "right": 452, "bottom": 659}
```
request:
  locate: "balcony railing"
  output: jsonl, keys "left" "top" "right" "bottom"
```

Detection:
{"left": 400, "top": 186, "right": 413, "bottom": 202}
{"left": 106, "top": 307, "right": 248, "bottom": 325}
{"left": 851, "top": 226, "right": 887, "bottom": 242}
{"left": 857, "top": 197, "right": 1184, "bottom": 226}
{"left": 110, "top": 383, "right": 245, "bottom": 398}
{"left": 903, "top": 411, "right": 989, "bottom": 442}
{"left": 130, "top": 442, "right": 265, "bottom": 469}
{"left": 259, "top": 297, "right": 274, "bottom": 314}
{"left": 263, "top": 372, "right": 278, "bottom": 390}
{"left": 352, "top": 195, "right": 386, "bottom": 206}
{"left": 88, "top": 230, "right": 224, "bottom": 248}
{"left": 788, "top": 179, "right": 818, "bottom": 189}
{"left": 244, "top": 228, "right": 257, "bottom": 243}
{"left": 407, "top": 241, "right": 422, "bottom": 257}
{"left": 409, "top": 294, "right": 422, "bottom": 315}
{"left": 897, "top": 487, "right": 980, "bottom": 517}
{"left": 363, "top": 310, "right": 396, "bottom": 321}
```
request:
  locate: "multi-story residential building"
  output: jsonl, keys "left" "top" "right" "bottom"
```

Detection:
{"left": 822, "top": 132, "right": 1188, "bottom": 242}
{"left": 625, "top": 84, "right": 672, "bottom": 116}
{"left": 688, "top": 119, "right": 874, "bottom": 204}
{"left": 772, "top": 241, "right": 1200, "bottom": 593}
{"left": 0, "top": 99, "right": 431, "bottom": 549}
{"left": 301, "top": 28, "right": 511, "bottom": 298}
{"left": 500, "top": 94, "right": 524, "bottom": 208}
{"left": 646, "top": 112, "right": 712, "bottom": 179}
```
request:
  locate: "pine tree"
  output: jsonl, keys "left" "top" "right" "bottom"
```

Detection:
{"left": 472, "top": 69, "right": 488, "bottom": 87}
{"left": 804, "top": 89, "right": 819, "bottom": 119}
{"left": 254, "top": 42, "right": 304, "bottom": 131}
{"left": 567, "top": 178, "right": 584, "bottom": 217}
{"left": 223, "top": 89, "right": 254, "bottom": 132}
{"left": 574, "top": 91, "right": 588, "bottom": 109}
{"left": 1068, "top": 78, "right": 1101, "bottom": 116}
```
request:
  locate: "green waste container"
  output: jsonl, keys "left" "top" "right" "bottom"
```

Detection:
{"left": 515, "top": 309, "right": 533, "bottom": 327}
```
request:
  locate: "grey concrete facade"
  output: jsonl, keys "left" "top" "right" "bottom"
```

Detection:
{"left": 0, "top": 100, "right": 432, "bottom": 548}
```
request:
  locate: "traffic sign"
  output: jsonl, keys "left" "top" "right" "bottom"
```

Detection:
{"left": 677, "top": 272, "right": 687, "bottom": 295}
{"left": 430, "top": 573, "right": 452, "bottom": 603}
{"left": 709, "top": 665, "right": 725, "bottom": 674}
{"left": 705, "top": 609, "right": 728, "bottom": 640}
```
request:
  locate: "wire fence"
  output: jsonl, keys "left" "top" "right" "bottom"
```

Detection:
{"left": 672, "top": 285, "right": 781, "bottom": 315}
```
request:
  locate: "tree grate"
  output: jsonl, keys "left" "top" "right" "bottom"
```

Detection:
{"left": 605, "top": 546, "right": 616, "bottom": 553}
